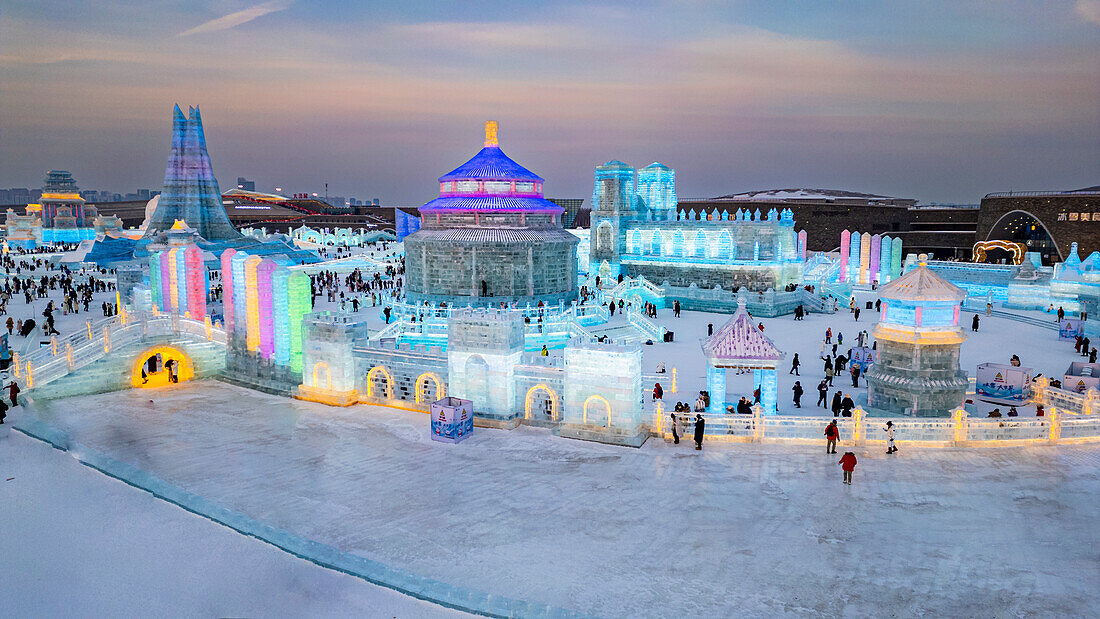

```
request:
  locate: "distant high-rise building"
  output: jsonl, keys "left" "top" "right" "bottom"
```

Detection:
{"left": 236, "top": 177, "right": 255, "bottom": 191}
{"left": 548, "top": 198, "right": 584, "bottom": 228}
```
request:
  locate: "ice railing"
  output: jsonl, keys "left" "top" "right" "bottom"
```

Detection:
{"left": 626, "top": 308, "right": 666, "bottom": 341}
{"left": 15, "top": 310, "right": 225, "bottom": 390}
{"left": 1030, "top": 376, "right": 1100, "bottom": 415}
{"left": 649, "top": 405, "right": 1100, "bottom": 446}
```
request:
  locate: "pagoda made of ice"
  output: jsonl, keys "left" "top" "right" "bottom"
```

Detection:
{"left": 143, "top": 105, "right": 241, "bottom": 242}
{"left": 403, "top": 121, "right": 579, "bottom": 307}
{"left": 701, "top": 295, "right": 785, "bottom": 414}
{"left": 866, "top": 253, "right": 969, "bottom": 417}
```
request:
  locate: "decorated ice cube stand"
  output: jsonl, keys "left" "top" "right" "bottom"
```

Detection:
{"left": 702, "top": 294, "right": 785, "bottom": 414}
{"left": 431, "top": 397, "right": 473, "bottom": 443}
{"left": 975, "top": 363, "right": 1033, "bottom": 403}
{"left": 866, "top": 254, "right": 969, "bottom": 416}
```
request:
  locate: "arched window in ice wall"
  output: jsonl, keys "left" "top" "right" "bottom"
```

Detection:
{"left": 630, "top": 230, "right": 643, "bottom": 254}
{"left": 595, "top": 221, "right": 613, "bottom": 253}
{"left": 717, "top": 229, "right": 733, "bottom": 260}
{"left": 650, "top": 231, "right": 663, "bottom": 256}
{"left": 672, "top": 230, "right": 686, "bottom": 257}
{"left": 694, "top": 230, "right": 708, "bottom": 258}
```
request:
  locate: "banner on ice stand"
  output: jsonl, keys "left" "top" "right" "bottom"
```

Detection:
{"left": 976, "top": 362, "right": 1033, "bottom": 403}
{"left": 1059, "top": 319, "right": 1084, "bottom": 341}
{"left": 431, "top": 396, "right": 474, "bottom": 444}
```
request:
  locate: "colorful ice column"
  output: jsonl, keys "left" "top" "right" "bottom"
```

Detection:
{"left": 175, "top": 247, "right": 189, "bottom": 316}
{"left": 848, "top": 232, "right": 861, "bottom": 284}
{"left": 798, "top": 230, "right": 807, "bottom": 261}
{"left": 891, "top": 238, "right": 903, "bottom": 279}
{"left": 880, "top": 236, "right": 893, "bottom": 283}
{"left": 840, "top": 230, "right": 851, "bottom": 283}
{"left": 149, "top": 253, "right": 162, "bottom": 310}
{"left": 160, "top": 251, "right": 173, "bottom": 312}
{"left": 244, "top": 255, "right": 262, "bottom": 352}
{"left": 221, "top": 249, "right": 237, "bottom": 335}
{"left": 257, "top": 259, "right": 276, "bottom": 358}
{"left": 272, "top": 267, "right": 290, "bottom": 366}
{"left": 231, "top": 251, "right": 249, "bottom": 344}
{"left": 869, "top": 235, "right": 881, "bottom": 285}
{"left": 184, "top": 244, "right": 206, "bottom": 318}
{"left": 287, "top": 271, "right": 312, "bottom": 373}
{"left": 859, "top": 234, "right": 871, "bottom": 285}
{"left": 168, "top": 248, "right": 182, "bottom": 313}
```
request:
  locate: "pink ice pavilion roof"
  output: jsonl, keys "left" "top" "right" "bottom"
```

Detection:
{"left": 701, "top": 299, "right": 785, "bottom": 364}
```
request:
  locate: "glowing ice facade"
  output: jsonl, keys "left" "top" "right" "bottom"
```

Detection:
{"left": 149, "top": 242, "right": 209, "bottom": 317}
{"left": 866, "top": 254, "right": 969, "bottom": 416}
{"left": 589, "top": 159, "right": 805, "bottom": 299}
{"left": 219, "top": 248, "right": 313, "bottom": 373}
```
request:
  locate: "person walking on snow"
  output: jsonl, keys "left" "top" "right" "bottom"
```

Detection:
{"left": 694, "top": 414, "right": 705, "bottom": 450}
{"left": 839, "top": 451, "right": 857, "bottom": 484}
{"left": 885, "top": 420, "right": 898, "bottom": 454}
{"left": 540, "top": 345, "right": 549, "bottom": 357}
{"left": 669, "top": 411, "right": 679, "bottom": 444}
{"left": 790, "top": 353, "right": 800, "bottom": 375}
{"left": 653, "top": 382, "right": 663, "bottom": 401}
{"left": 824, "top": 420, "right": 839, "bottom": 454}
{"left": 850, "top": 363, "right": 860, "bottom": 387}
{"left": 792, "top": 381, "right": 803, "bottom": 408}
{"left": 817, "top": 380, "right": 829, "bottom": 407}
{"left": 831, "top": 390, "right": 842, "bottom": 417}
{"left": 972, "top": 314, "right": 980, "bottom": 332}
{"left": 825, "top": 328, "right": 832, "bottom": 343}
{"left": 986, "top": 302, "right": 992, "bottom": 316}
{"left": 8, "top": 381, "right": 20, "bottom": 408}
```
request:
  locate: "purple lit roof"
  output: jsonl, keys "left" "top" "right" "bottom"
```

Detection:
{"left": 438, "top": 146, "right": 544, "bottom": 183}
{"left": 419, "top": 196, "right": 563, "bottom": 212}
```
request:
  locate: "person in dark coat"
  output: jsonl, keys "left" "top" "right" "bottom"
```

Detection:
{"left": 831, "top": 390, "right": 842, "bottom": 417}
{"left": 824, "top": 420, "right": 839, "bottom": 454}
{"left": 1083, "top": 337, "right": 1092, "bottom": 357}
{"left": 1091, "top": 348, "right": 1097, "bottom": 364}
{"left": 792, "top": 381, "right": 803, "bottom": 408}
{"left": 972, "top": 314, "right": 980, "bottom": 331}
{"left": 790, "top": 353, "right": 800, "bottom": 375}
{"left": 0, "top": 398, "right": 7, "bottom": 424}
{"left": 669, "top": 411, "right": 679, "bottom": 444}
{"left": 8, "top": 381, "right": 20, "bottom": 408}
{"left": 850, "top": 364, "right": 860, "bottom": 387}
{"left": 816, "top": 380, "right": 829, "bottom": 407}
{"left": 694, "top": 414, "right": 705, "bottom": 450}
{"left": 841, "top": 394, "right": 855, "bottom": 417}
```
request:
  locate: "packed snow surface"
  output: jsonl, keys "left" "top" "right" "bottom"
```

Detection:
{"left": 17, "top": 381, "right": 1100, "bottom": 617}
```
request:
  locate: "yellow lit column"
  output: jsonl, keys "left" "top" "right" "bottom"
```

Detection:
{"left": 245, "top": 255, "right": 262, "bottom": 352}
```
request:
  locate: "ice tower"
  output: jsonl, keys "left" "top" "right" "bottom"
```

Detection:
{"left": 866, "top": 254, "right": 969, "bottom": 416}
{"left": 144, "top": 105, "right": 241, "bottom": 241}
{"left": 403, "top": 121, "right": 578, "bottom": 306}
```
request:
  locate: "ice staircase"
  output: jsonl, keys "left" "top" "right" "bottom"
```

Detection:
{"left": 960, "top": 303, "right": 1059, "bottom": 331}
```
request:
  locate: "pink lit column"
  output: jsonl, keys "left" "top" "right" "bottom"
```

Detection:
{"left": 257, "top": 259, "right": 276, "bottom": 359}
{"left": 184, "top": 244, "right": 206, "bottom": 318}
{"left": 840, "top": 230, "right": 851, "bottom": 283}
{"left": 869, "top": 234, "right": 881, "bottom": 286}
{"left": 221, "top": 249, "right": 236, "bottom": 334}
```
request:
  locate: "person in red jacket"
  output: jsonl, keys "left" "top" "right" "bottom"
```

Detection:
{"left": 824, "top": 420, "right": 839, "bottom": 454}
{"left": 838, "top": 451, "right": 857, "bottom": 485}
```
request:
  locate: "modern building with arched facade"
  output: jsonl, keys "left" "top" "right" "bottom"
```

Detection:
{"left": 403, "top": 121, "right": 578, "bottom": 307}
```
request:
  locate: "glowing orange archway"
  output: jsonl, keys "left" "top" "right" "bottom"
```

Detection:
{"left": 415, "top": 372, "right": 445, "bottom": 403}
{"left": 312, "top": 362, "right": 332, "bottom": 389}
{"left": 366, "top": 365, "right": 394, "bottom": 399}
{"left": 973, "top": 240, "right": 1026, "bottom": 265}
{"left": 524, "top": 384, "right": 559, "bottom": 420}
{"left": 131, "top": 345, "right": 194, "bottom": 388}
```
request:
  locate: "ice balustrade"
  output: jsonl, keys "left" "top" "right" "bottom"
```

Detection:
{"left": 15, "top": 311, "right": 225, "bottom": 389}
{"left": 652, "top": 405, "right": 1095, "bottom": 446}
{"left": 625, "top": 308, "right": 666, "bottom": 341}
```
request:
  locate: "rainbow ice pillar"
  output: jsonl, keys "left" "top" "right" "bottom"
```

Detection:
{"left": 220, "top": 249, "right": 237, "bottom": 335}
{"left": 231, "top": 251, "right": 249, "bottom": 343}
{"left": 176, "top": 247, "right": 189, "bottom": 315}
{"left": 848, "top": 232, "right": 861, "bottom": 284}
{"left": 798, "top": 230, "right": 807, "bottom": 261}
{"left": 880, "top": 236, "right": 893, "bottom": 283}
{"left": 160, "top": 251, "right": 172, "bottom": 312}
{"left": 840, "top": 230, "right": 851, "bottom": 283}
{"left": 272, "top": 266, "right": 290, "bottom": 366}
{"left": 244, "top": 255, "right": 262, "bottom": 352}
{"left": 149, "top": 253, "right": 162, "bottom": 310}
{"left": 168, "top": 248, "right": 182, "bottom": 314}
{"left": 287, "top": 271, "right": 311, "bottom": 373}
{"left": 891, "top": 238, "right": 903, "bottom": 279}
{"left": 185, "top": 244, "right": 206, "bottom": 319}
{"left": 859, "top": 234, "right": 871, "bottom": 285}
{"left": 869, "top": 234, "right": 881, "bottom": 285}
{"left": 257, "top": 259, "right": 276, "bottom": 358}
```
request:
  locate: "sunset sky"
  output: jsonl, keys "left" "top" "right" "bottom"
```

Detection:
{"left": 1, "top": 0, "right": 1097, "bottom": 205}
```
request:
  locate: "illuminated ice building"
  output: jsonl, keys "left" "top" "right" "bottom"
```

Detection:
{"left": 4, "top": 171, "right": 104, "bottom": 248}
{"left": 866, "top": 254, "right": 969, "bottom": 416}
{"left": 403, "top": 121, "right": 578, "bottom": 307}
{"left": 588, "top": 160, "right": 807, "bottom": 314}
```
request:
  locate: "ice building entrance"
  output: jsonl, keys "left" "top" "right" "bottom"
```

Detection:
{"left": 132, "top": 345, "right": 194, "bottom": 388}
{"left": 701, "top": 296, "right": 785, "bottom": 414}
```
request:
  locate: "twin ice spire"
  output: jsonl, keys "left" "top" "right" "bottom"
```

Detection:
{"left": 144, "top": 105, "right": 241, "bottom": 241}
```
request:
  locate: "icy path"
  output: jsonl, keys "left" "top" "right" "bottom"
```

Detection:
{"left": 20, "top": 381, "right": 1100, "bottom": 617}
{"left": 0, "top": 429, "right": 459, "bottom": 618}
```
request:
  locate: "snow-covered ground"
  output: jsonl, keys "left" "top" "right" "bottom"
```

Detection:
{"left": 0, "top": 429, "right": 458, "bottom": 617}
{"left": 13, "top": 381, "right": 1100, "bottom": 617}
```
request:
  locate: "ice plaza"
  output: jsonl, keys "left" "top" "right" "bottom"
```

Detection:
{"left": 2, "top": 111, "right": 1099, "bottom": 617}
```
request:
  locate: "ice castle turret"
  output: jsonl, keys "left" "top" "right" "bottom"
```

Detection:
{"left": 144, "top": 105, "right": 241, "bottom": 241}
{"left": 403, "top": 121, "right": 579, "bottom": 306}
{"left": 866, "top": 254, "right": 969, "bottom": 416}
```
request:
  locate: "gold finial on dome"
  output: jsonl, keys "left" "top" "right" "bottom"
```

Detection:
{"left": 918, "top": 253, "right": 928, "bottom": 267}
{"left": 484, "top": 120, "right": 498, "bottom": 147}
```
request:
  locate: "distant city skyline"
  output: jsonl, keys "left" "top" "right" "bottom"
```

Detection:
{"left": 1, "top": 1, "right": 1097, "bottom": 205}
